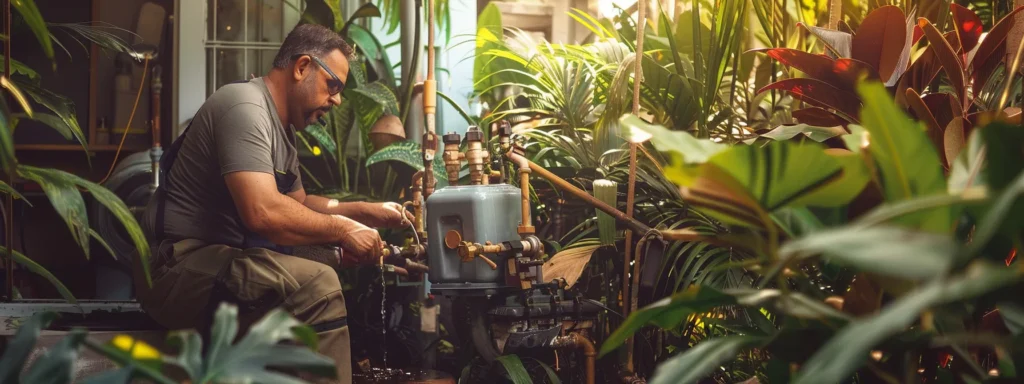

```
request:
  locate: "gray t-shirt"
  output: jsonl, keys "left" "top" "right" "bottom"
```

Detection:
{"left": 142, "top": 77, "right": 302, "bottom": 246}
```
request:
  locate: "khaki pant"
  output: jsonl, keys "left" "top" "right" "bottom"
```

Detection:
{"left": 133, "top": 239, "right": 352, "bottom": 384}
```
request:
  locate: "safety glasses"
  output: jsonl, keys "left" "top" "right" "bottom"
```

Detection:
{"left": 294, "top": 54, "right": 346, "bottom": 96}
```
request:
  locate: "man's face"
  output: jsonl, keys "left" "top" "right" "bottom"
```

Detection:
{"left": 293, "top": 50, "right": 349, "bottom": 128}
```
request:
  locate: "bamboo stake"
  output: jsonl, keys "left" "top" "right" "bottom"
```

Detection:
{"left": 827, "top": 0, "right": 842, "bottom": 30}
{"left": 624, "top": 0, "right": 646, "bottom": 373}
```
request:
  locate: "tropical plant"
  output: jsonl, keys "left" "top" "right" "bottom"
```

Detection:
{"left": 293, "top": 0, "right": 469, "bottom": 202}
{"left": 755, "top": 4, "right": 1023, "bottom": 166}
{"left": 602, "top": 79, "right": 1024, "bottom": 383}
{"left": 1, "top": 0, "right": 152, "bottom": 301}
{"left": 0, "top": 302, "right": 335, "bottom": 383}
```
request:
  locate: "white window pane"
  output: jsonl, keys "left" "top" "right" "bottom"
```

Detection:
{"left": 246, "top": 48, "right": 280, "bottom": 77}
{"left": 248, "top": 0, "right": 285, "bottom": 43}
{"left": 208, "top": 48, "right": 246, "bottom": 92}
{"left": 209, "top": 0, "right": 246, "bottom": 42}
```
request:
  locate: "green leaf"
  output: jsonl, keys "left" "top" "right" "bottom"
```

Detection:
{"left": 0, "top": 84, "right": 18, "bottom": 174}
{"left": 495, "top": 355, "right": 532, "bottom": 384}
{"left": 303, "top": 124, "right": 337, "bottom": 156}
{"left": 438, "top": 90, "right": 478, "bottom": 126}
{"left": 300, "top": 0, "right": 344, "bottom": 32}
{"left": 0, "top": 57, "right": 39, "bottom": 80}
{"left": 202, "top": 305, "right": 337, "bottom": 383}
{"left": 0, "top": 311, "right": 57, "bottom": 383}
{"left": 365, "top": 140, "right": 449, "bottom": 188}
{"left": 89, "top": 228, "right": 116, "bottom": 260}
{"left": 474, "top": 3, "right": 505, "bottom": 95}
{"left": 0, "top": 247, "right": 75, "bottom": 302}
{"left": 166, "top": 330, "right": 203, "bottom": 381}
{"left": 342, "top": 2, "right": 381, "bottom": 33}
{"left": 78, "top": 176, "right": 151, "bottom": 282}
{"left": 600, "top": 286, "right": 737, "bottom": 357}
{"left": 290, "top": 324, "right": 319, "bottom": 351}
{"left": 965, "top": 171, "right": 1024, "bottom": 259}
{"left": 13, "top": 0, "right": 55, "bottom": 65}
{"left": 81, "top": 338, "right": 175, "bottom": 384}
{"left": 81, "top": 367, "right": 133, "bottom": 384}
{"left": 351, "top": 81, "right": 399, "bottom": 115}
{"left": 15, "top": 112, "right": 74, "bottom": 141}
{"left": 793, "top": 261, "right": 1024, "bottom": 384}
{"left": 18, "top": 165, "right": 151, "bottom": 284}
{"left": 761, "top": 124, "right": 847, "bottom": 142}
{"left": 13, "top": 77, "right": 90, "bottom": 156}
{"left": 650, "top": 336, "right": 768, "bottom": 384}
{"left": 703, "top": 141, "right": 869, "bottom": 211}
{"left": 981, "top": 122, "right": 1024, "bottom": 193}
{"left": 23, "top": 329, "right": 86, "bottom": 384}
{"left": 17, "top": 166, "right": 90, "bottom": 259}
{"left": 205, "top": 303, "right": 240, "bottom": 374}
{"left": 948, "top": 128, "right": 986, "bottom": 194}
{"left": 779, "top": 225, "right": 957, "bottom": 281}
{"left": 998, "top": 302, "right": 1024, "bottom": 335}
{"left": 856, "top": 81, "right": 948, "bottom": 231}
{"left": 620, "top": 114, "right": 727, "bottom": 164}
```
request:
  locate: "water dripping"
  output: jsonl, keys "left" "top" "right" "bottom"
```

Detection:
{"left": 380, "top": 262, "right": 388, "bottom": 369}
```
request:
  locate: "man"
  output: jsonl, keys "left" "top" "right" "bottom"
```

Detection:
{"left": 133, "top": 24, "right": 410, "bottom": 383}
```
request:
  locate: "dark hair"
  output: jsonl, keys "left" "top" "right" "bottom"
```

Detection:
{"left": 272, "top": 23, "right": 355, "bottom": 69}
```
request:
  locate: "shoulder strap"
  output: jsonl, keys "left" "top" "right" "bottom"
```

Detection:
{"left": 153, "top": 118, "right": 196, "bottom": 241}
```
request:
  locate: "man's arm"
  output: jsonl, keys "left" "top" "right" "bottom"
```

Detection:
{"left": 225, "top": 171, "right": 382, "bottom": 258}
{"left": 291, "top": 187, "right": 413, "bottom": 228}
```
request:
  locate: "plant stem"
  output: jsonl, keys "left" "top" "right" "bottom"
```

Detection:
{"left": 400, "top": 0, "right": 422, "bottom": 125}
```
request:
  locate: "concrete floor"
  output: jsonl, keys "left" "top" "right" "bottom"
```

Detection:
{"left": 0, "top": 300, "right": 171, "bottom": 383}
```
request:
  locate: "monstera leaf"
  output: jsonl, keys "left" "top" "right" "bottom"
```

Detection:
{"left": 365, "top": 140, "right": 451, "bottom": 188}
{"left": 167, "top": 303, "right": 335, "bottom": 384}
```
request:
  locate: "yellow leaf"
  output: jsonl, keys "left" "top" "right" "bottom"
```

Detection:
{"left": 1, "top": 76, "right": 33, "bottom": 118}
{"left": 112, "top": 334, "right": 161, "bottom": 360}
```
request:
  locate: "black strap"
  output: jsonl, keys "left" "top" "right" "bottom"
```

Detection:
{"left": 153, "top": 118, "right": 196, "bottom": 241}
{"left": 310, "top": 317, "right": 348, "bottom": 333}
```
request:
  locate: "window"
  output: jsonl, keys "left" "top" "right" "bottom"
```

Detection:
{"left": 205, "top": 0, "right": 302, "bottom": 96}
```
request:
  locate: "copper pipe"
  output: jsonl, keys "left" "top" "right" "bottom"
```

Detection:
{"left": 519, "top": 169, "right": 533, "bottom": 233}
{"left": 409, "top": 171, "right": 426, "bottom": 240}
{"left": 550, "top": 333, "right": 596, "bottom": 384}
{"left": 507, "top": 152, "right": 652, "bottom": 235}
{"left": 507, "top": 150, "right": 535, "bottom": 235}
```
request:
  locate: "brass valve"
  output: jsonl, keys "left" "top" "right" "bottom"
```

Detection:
{"left": 442, "top": 132, "right": 463, "bottom": 185}
{"left": 457, "top": 241, "right": 500, "bottom": 270}
{"left": 445, "top": 229, "right": 499, "bottom": 270}
{"left": 465, "top": 126, "right": 489, "bottom": 185}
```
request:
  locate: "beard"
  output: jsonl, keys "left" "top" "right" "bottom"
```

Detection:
{"left": 294, "top": 77, "right": 332, "bottom": 127}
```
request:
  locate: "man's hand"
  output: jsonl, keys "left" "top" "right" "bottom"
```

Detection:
{"left": 336, "top": 217, "right": 384, "bottom": 264}
{"left": 357, "top": 202, "right": 415, "bottom": 229}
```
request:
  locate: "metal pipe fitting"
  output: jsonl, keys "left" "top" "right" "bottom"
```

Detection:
{"left": 550, "top": 333, "right": 596, "bottom": 384}
{"left": 506, "top": 150, "right": 652, "bottom": 236}
{"left": 442, "top": 133, "right": 463, "bottom": 185}
{"left": 464, "top": 126, "right": 489, "bottom": 185}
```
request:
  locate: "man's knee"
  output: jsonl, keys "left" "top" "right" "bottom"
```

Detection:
{"left": 287, "top": 262, "right": 347, "bottom": 322}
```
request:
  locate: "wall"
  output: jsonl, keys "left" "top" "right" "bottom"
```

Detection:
{"left": 366, "top": 0, "right": 478, "bottom": 137}
{"left": 175, "top": 0, "right": 207, "bottom": 136}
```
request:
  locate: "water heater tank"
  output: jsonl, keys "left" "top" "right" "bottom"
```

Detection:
{"left": 426, "top": 184, "right": 523, "bottom": 294}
